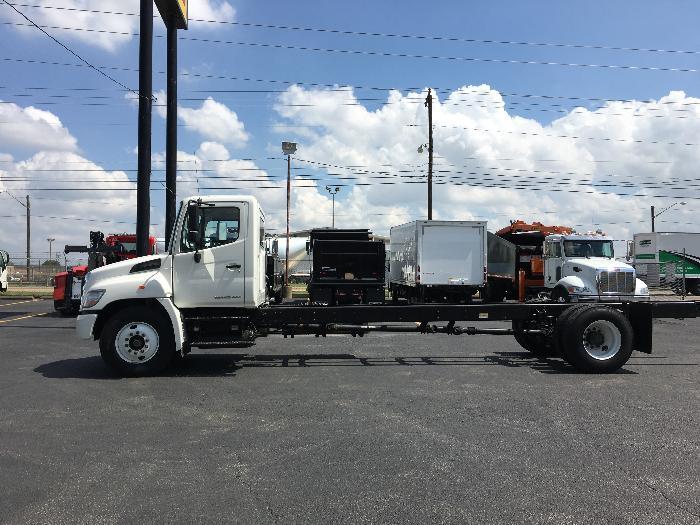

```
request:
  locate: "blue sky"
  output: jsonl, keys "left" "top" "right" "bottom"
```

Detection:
{"left": 0, "top": 0, "right": 699, "bottom": 259}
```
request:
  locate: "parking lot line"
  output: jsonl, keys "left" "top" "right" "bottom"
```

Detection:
{"left": 0, "top": 312, "right": 48, "bottom": 324}
{"left": 0, "top": 299, "right": 38, "bottom": 308}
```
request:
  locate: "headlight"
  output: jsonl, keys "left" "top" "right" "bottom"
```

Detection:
{"left": 640, "top": 285, "right": 649, "bottom": 295}
{"left": 81, "top": 289, "right": 105, "bottom": 309}
{"left": 567, "top": 285, "right": 590, "bottom": 293}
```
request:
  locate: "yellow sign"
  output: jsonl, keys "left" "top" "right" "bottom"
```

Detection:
{"left": 177, "top": 0, "right": 187, "bottom": 24}
{"left": 155, "top": 0, "right": 188, "bottom": 29}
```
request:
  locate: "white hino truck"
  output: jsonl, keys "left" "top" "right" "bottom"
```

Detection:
{"left": 76, "top": 195, "right": 698, "bottom": 377}
{"left": 0, "top": 250, "right": 8, "bottom": 292}
{"left": 542, "top": 232, "right": 649, "bottom": 302}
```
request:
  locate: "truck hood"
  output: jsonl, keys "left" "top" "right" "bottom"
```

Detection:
{"left": 567, "top": 257, "right": 634, "bottom": 272}
{"left": 86, "top": 253, "right": 167, "bottom": 284}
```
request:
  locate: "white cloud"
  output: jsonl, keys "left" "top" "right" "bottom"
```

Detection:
{"left": 272, "top": 85, "right": 699, "bottom": 242}
{"left": 178, "top": 97, "right": 249, "bottom": 147}
{"left": 0, "top": 102, "right": 78, "bottom": 154}
{"left": 2, "top": 0, "right": 235, "bottom": 52}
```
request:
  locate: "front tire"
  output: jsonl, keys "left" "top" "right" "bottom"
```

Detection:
{"left": 551, "top": 286, "right": 570, "bottom": 303}
{"left": 99, "top": 305, "right": 175, "bottom": 376}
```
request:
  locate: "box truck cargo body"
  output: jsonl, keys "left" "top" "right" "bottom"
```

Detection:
{"left": 389, "top": 221, "right": 486, "bottom": 302}
{"left": 632, "top": 232, "right": 700, "bottom": 294}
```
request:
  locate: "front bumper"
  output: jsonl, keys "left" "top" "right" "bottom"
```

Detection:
{"left": 76, "top": 313, "right": 98, "bottom": 339}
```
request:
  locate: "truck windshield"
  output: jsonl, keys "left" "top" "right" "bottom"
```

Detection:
{"left": 564, "top": 240, "right": 614, "bottom": 258}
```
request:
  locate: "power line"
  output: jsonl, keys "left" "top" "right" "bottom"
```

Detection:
{"left": 7, "top": 3, "right": 700, "bottom": 56}
{"left": 406, "top": 124, "right": 700, "bottom": 147}
{"left": 3, "top": 20, "right": 698, "bottom": 74}
{"left": 0, "top": 2, "right": 138, "bottom": 96}
{"left": 4, "top": 55, "right": 700, "bottom": 111}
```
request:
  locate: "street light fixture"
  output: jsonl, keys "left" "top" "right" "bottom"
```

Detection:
{"left": 281, "top": 141, "right": 297, "bottom": 299}
{"left": 325, "top": 186, "right": 341, "bottom": 228}
{"left": 651, "top": 202, "right": 686, "bottom": 232}
{"left": 47, "top": 238, "right": 55, "bottom": 264}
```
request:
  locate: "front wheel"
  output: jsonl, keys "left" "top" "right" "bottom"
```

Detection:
{"left": 550, "top": 286, "right": 570, "bottom": 303}
{"left": 99, "top": 305, "right": 175, "bottom": 376}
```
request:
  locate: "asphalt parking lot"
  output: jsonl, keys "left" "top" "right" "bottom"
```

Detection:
{"left": 1, "top": 298, "right": 699, "bottom": 524}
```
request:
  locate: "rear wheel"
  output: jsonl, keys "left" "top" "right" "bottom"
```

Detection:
{"left": 559, "top": 306, "right": 633, "bottom": 373}
{"left": 99, "top": 305, "right": 175, "bottom": 376}
{"left": 512, "top": 320, "right": 556, "bottom": 357}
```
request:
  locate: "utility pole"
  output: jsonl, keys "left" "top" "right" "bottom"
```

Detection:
{"left": 165, "top": 17, "right": 178, "bottom": 249}
{"left": 425, "top": 88, "right": 433, "bottom": 220}
{"left": 136, "top": 0, "right": 153, "bottom": 257}
{"left": 26, "top": 195, "right": 30, "bottom": 282}
{"left": 650, "top": 205, "right": 655, "bottom": 232}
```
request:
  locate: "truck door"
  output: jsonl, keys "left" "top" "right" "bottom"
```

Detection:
{"left": 543, "top": 240, "right": 563, "bottom": 287}
{"left": 172, "top": 202, "right": 247, "bottom": 308}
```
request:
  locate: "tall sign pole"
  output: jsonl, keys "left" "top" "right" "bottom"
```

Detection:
{"left": 153, "top": 0, "right": 187, "bottom": 251}
{"left": 425, "top": 88, "right": 433, "bottom": 220}
{"left": 165, "top": 20, "right": 178, "bottom": 249}
{"left": 136, "top": 0, "right": 153, "bottom": 257}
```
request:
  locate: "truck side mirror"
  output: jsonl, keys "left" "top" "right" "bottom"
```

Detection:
{"left": 306, "top": 241, "right": 311, "bottom": 254}
{"left": 187, "top": 230, "right": 201, "bottom": 246}
{"left": 272, "top": 239, "right": 279, "bottom": 256}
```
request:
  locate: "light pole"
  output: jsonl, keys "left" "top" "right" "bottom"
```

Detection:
{"left": 651, "top": 202, "right": 686, "bottom": 232}
{"left": 325, "top": 186, "right": 340, "bottom": 228}
{"left": 47, "top": 238, "right": 55, "bottom": 264}
{"left": 281, "top": 141, "right": 297, "bottom": 299}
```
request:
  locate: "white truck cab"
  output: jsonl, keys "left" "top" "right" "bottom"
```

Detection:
{"left": 0, "top": 250, "right": 8, "bottom": 292}
{"left": 543, "top": 233, "right": 649, "bottom": 302}
{"left": 76, "top": 196, "right": 267, "bottom": 373}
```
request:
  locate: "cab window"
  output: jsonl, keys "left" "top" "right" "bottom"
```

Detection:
{"left": 181, "top": 206, "right": 241, "bottom": 253}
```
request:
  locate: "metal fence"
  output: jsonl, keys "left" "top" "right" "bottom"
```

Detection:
{"left": 634, "top": 258, "right": 699, "bottom": 298}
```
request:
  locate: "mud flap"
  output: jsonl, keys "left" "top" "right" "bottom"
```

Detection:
{"left": 629, "top": 302, "right": 653, "bottom": 354}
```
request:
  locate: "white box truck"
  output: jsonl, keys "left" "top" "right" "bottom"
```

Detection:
{"left": 389, "top": 220, "right": 487, "bottom": 302}
{"left": 632, "top": 232, "right": 700, "bottom": 295}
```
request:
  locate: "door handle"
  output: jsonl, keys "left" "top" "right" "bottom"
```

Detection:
{"left": 226, "top": 263, "right": 242, "bottom": 271}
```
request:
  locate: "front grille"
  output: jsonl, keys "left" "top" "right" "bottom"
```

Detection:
{"left": 598, "top": 270, "right": 635, "bottom": 294}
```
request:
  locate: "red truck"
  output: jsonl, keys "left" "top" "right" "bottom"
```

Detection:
{"left": 54, "top": 232, "right": 157, "bottom": 315}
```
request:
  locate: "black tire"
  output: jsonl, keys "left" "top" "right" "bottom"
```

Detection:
{"left": 99, "top": 305, "right": 175, "bottom": 376}
{"left": 687, "top": 280, "right": 700, "bottom": 296}
{"left": 512, "top": 320, "right": 557, "bottom": 357}
{"left": 553, "top": 304, "right": 593, "bottom": 363}
{"left": 560, "top": 306, "right": 633, "bottom": 373}
{"left": 551, "top": 286, "right": 570, "bottom": 303}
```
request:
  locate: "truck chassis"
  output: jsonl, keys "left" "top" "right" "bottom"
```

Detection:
{"left": 88, "top": 299, "right": 700, "bottom": 376}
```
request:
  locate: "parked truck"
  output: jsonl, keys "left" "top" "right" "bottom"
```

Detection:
{"left": 495, "top": 220, "right": 572, "bottom": 296}
{"left": 54, "top": 232, "right": 157, "bottom": 315}
{"left": 543, "top": 232, "right": 649, "bottom": 302}
{"left": 389, "top": 220, "right": 487, "bottom": 302}
{"left": 630, "top": 232, "right": 700, "bottom": 295}
{"left": 75, "top": 195, "right": 698, "bottom": 377}
{"left": 307, "top": 229, "right": 385, "bottom": 305}
{"left": 0, "top": 250, "right": 8, "bottom": 292}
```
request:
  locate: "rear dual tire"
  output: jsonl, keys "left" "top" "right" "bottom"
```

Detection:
{"left": 557, "top": 305, "right": 633, "bottom": 373}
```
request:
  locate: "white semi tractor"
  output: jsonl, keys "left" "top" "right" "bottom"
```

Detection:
{"left": 630, "top": 232, "right": 700, "bottom": 295}
{"left": 542, "top": 232, "right": 649, "bottom": 302}
{"left": 75, "top": 195, "right": 696, "bottom": 377}
{"left": 0, "top": 250, "right": 8, "bottom": 292}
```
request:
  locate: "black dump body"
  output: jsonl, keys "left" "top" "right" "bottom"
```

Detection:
{"left": 308, "top": 229, "right": 385, "bottom": 305}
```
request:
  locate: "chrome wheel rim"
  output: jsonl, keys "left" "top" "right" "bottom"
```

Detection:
{"left": 115, "top": 322, "right": 159, "bottom": 364}
{"left": 582, "top": 320, "right": 621, "bottom": 361}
